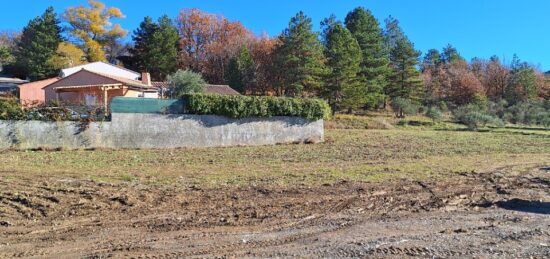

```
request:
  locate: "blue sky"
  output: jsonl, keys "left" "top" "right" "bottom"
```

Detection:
{"left": 1, "top": 0, "right": 548, "bottom": 70}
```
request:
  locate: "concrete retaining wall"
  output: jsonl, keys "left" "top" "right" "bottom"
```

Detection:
{"left": 0, "top": 113, "right": 323, "bottom": 149}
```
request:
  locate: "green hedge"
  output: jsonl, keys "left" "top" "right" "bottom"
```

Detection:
{"left": 0, "top": 99, "right": 25, "bottom": 120}
{"left": 184, "top": 94, "right": 331, "bottom": 120}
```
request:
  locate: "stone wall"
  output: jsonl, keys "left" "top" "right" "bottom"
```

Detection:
{"left": 0, "top": 113, "right": 323, "bottom": 150}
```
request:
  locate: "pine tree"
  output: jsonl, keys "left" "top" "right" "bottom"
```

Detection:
{"left": 273, "top": 11, "right": 327, "bottom": 97}
{"left": 384, "top": 17, "right": 423, "bottom": 104}
{"left": 322, "top": 19, "right": 363, "bottom": 113}
{"left": 344, "top": 7, "right": 390, "bottom": 109}
{"left": 506, "top": 55, "right": 538, "bottom": 103}
{"left": 441, "top": 44, "right": 463, "bottom": 64}
{"left": 151, "top": 15, "right": 179, "bottom": 80}
{"left": 128, "top": 15, "right": 179, "bottom": 80}
{"left": 129, "top": 16, "right": 158, "bottom": 71}
{"left": 15, "top": 7, "right": 62, "bottom": 80}
{"left": 422, "top": 49, "right": 441, "bottom": 71}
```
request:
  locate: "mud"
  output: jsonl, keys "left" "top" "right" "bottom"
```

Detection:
{"left": 0, "top": 166, "right": 549, "bottom": 258}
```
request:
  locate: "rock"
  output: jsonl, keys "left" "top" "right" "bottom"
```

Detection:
{"left": 0, "top": 221, "right": 11, "bottom": 227}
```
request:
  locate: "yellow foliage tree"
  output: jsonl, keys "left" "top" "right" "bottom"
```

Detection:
{"left": 63, "top": 0, "right": 127, "bottom": 62}
{"left": 47, "top": 42, "right": 87, "bottom": 69}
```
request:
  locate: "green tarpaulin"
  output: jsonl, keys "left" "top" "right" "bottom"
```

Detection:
{"left": 110, "top": 97, "right": 185, "bottom": 114}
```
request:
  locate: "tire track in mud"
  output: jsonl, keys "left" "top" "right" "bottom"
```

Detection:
{"left": 1, "top": 165, "right": 549, "bottom": 258}
{"left": 112, "top": 217, "right": 361, "bottom": 258}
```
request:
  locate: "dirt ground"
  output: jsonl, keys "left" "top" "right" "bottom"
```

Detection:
{"left": 0, "top": 164, "right": 548, "bottom": 258}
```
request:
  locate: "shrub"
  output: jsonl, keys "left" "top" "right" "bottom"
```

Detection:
{"left": 26, "top": 107, "right": 78, "bottom": 121}
{"left": 183, "top": 94, "right": 331, "bottom": 121}
{"left": 425, "top": 107, "right": 443, "bottom": 122}
{"left": 0, "top": 99, "right": 25, "bottom": 120}
{"left": 458, "top": 111, "right": 503, "bottom": 129}
{"left": 167, "top": 70, "right": 206, "bottom": 98}
{"left": 453, "top": 104, "right": 504, "bottom": 129}
{"left": 470, "top": 93, "right": 488, "bottom": 109}
{"left": 390, "top": 97, "right": 419, "bottom": 118}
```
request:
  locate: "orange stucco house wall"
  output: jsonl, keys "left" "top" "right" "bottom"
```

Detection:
{"left": 18, "top": 77, "right": 60, "bottom": 107}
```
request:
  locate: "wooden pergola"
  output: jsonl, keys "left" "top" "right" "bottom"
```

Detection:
{"left": 53, "top": 83, "right": 124, "bottom": 111}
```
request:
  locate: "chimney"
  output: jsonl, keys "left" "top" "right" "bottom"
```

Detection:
{"left": 141, "top": 72, "right": 151, "bottom": 86}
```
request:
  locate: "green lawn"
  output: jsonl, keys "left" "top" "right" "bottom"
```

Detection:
{"left": 1, "top": 125, "right": 549, "bottom": 187}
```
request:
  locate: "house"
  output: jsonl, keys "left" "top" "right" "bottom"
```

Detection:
{"left": 60, "top": 61, "right": 141, "bottom": 80}
{"left": 0, "top": 76, "right": 28, "bottom": 96}
{"left": 18, "top": 61, "right": 241, "bottom": 110}
{"left": 44, "top": 69, "right": 157, "bottom": 109}
{"left": 18, "top": 77, "right": 60, "bottom": 107}
{"left": 18, "top": 62, "right": 158, "bottom": 109}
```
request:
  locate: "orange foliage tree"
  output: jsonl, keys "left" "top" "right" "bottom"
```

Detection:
{"left": 176, "top": 8, "right": 254, "bottom": 84}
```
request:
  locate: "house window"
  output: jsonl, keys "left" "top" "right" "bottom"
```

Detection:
{"left": 85, "top": 94, "right": 96, "bottom": 106}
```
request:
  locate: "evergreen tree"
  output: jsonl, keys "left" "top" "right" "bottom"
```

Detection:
{"left": 383, "top": 16, "right": 405, "bottom": 51}
{"left": 226, "top": 45, "right": 255, "bottom": 94}
{"left": 344, "top": 7, "right": 390, "bottom": 109}
{"left": 441, "top": 44, "right": 463, "bottom": 64}
{"left": 15, "top": 7, "right": 62, "bottom": 80}
{"left": 322, "top": 19, "right": 363, "bottom": 113}
{"left": 384, "top": 17, "right": 423, "bottom": 104}
{"left": 129, "top": 16, "right": 158, "bottom": 71}
{"left": 273, "top": 11, "right": 327, "bottom": 96}
{"left": 422, "top": 49, "right": 441, "bottom": 71}
{"left": 128, "top": 15, "right": 179, "bottom": 81}
{"left": 506, "top": 55, "right": 538, "bottom": 103}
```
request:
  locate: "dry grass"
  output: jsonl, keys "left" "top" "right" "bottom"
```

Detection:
{"left": 1, "top": 121, "right": 549, "bottom": 187}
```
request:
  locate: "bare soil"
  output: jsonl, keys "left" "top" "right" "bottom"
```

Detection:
{"left": 1, "top": 166, "right": 549, "bottom": 258}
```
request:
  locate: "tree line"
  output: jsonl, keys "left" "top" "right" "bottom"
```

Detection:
{"left": 0, "top": 1, "right": 548, "bottom": 114}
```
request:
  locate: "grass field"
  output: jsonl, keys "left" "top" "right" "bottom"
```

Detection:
{"left": 2, "top": 118, "right": 549, "bottom": 187}
{"left": 2, "top": 115, "right": 550, "bottom": 258}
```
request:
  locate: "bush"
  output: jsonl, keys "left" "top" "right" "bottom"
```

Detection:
{"left": 453, "top": 105, "right": 503, "bottom": 129}
{"left": 0, "top": 99, "right": 25, "bottom": 120}
{"left": 458, "top": 111, "right": 503, "bottom": 129}
{"left": 425, "top": 107, "right": 443, "bottom": 122}
{"left": 391, "top": 97, "right": 419, "bottom": 118}
{"left": 183, "top": 94, "right": 331, "bottom": 121}
{"left": 167, "top": 70, "right": 206, "bottom": 98}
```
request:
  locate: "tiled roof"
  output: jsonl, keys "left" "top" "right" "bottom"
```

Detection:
{"left": 151, "top": 82, "right": 240, "bottom": 96}
{"left": 0, "top": 77, "right": 28, "bottom": 84}
{"left": 48, "top": 69, "right": 156, "bottom": 91}
{"left": 204, "top": 84, "right": 241, "bottom": 95}
{"left": 152, "top": 81, "right": 169, "bottom": 88}
{"left": 18, "top": 77, "right": 60, "bottom": 89}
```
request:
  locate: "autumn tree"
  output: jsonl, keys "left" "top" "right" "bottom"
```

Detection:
{"left": 384, "top": 17, "right": 423, "bottom": 103}
{"left": 63, "top": 0, "right": 127, "bottom": 62}
{"left": 15, "top": 7, "right": 62, "bottom": 80}
{"left": 322, "top": 17, "right": 364, "bottom": 113}
{"left": 421, "top": 49, "right": 444, "bottom": 105}
{"left": 443, "top": 60, "right": 485, "bottom": 105}
{"left": 470, "top": 56, "right": 510, "bottom": 101}
{"left": 344, "top": 7, "right": 390, "bottom": 109}
{"left": 47, "top": 42, "right": 87, "bottom": 70}
{"left": 248, "top": 36, "right": 279, "bottom": 95}
{"left": 272, "top": 11, "right": 327, "bottom": 96}
{"left": 176, "top": 8, "right": 253, "bottom": 84}
{"left": 128, "top": 15, "right": 179, "bottom": 80}
{"left": 422, "top": 45, "right": 484, "bottom": 106}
